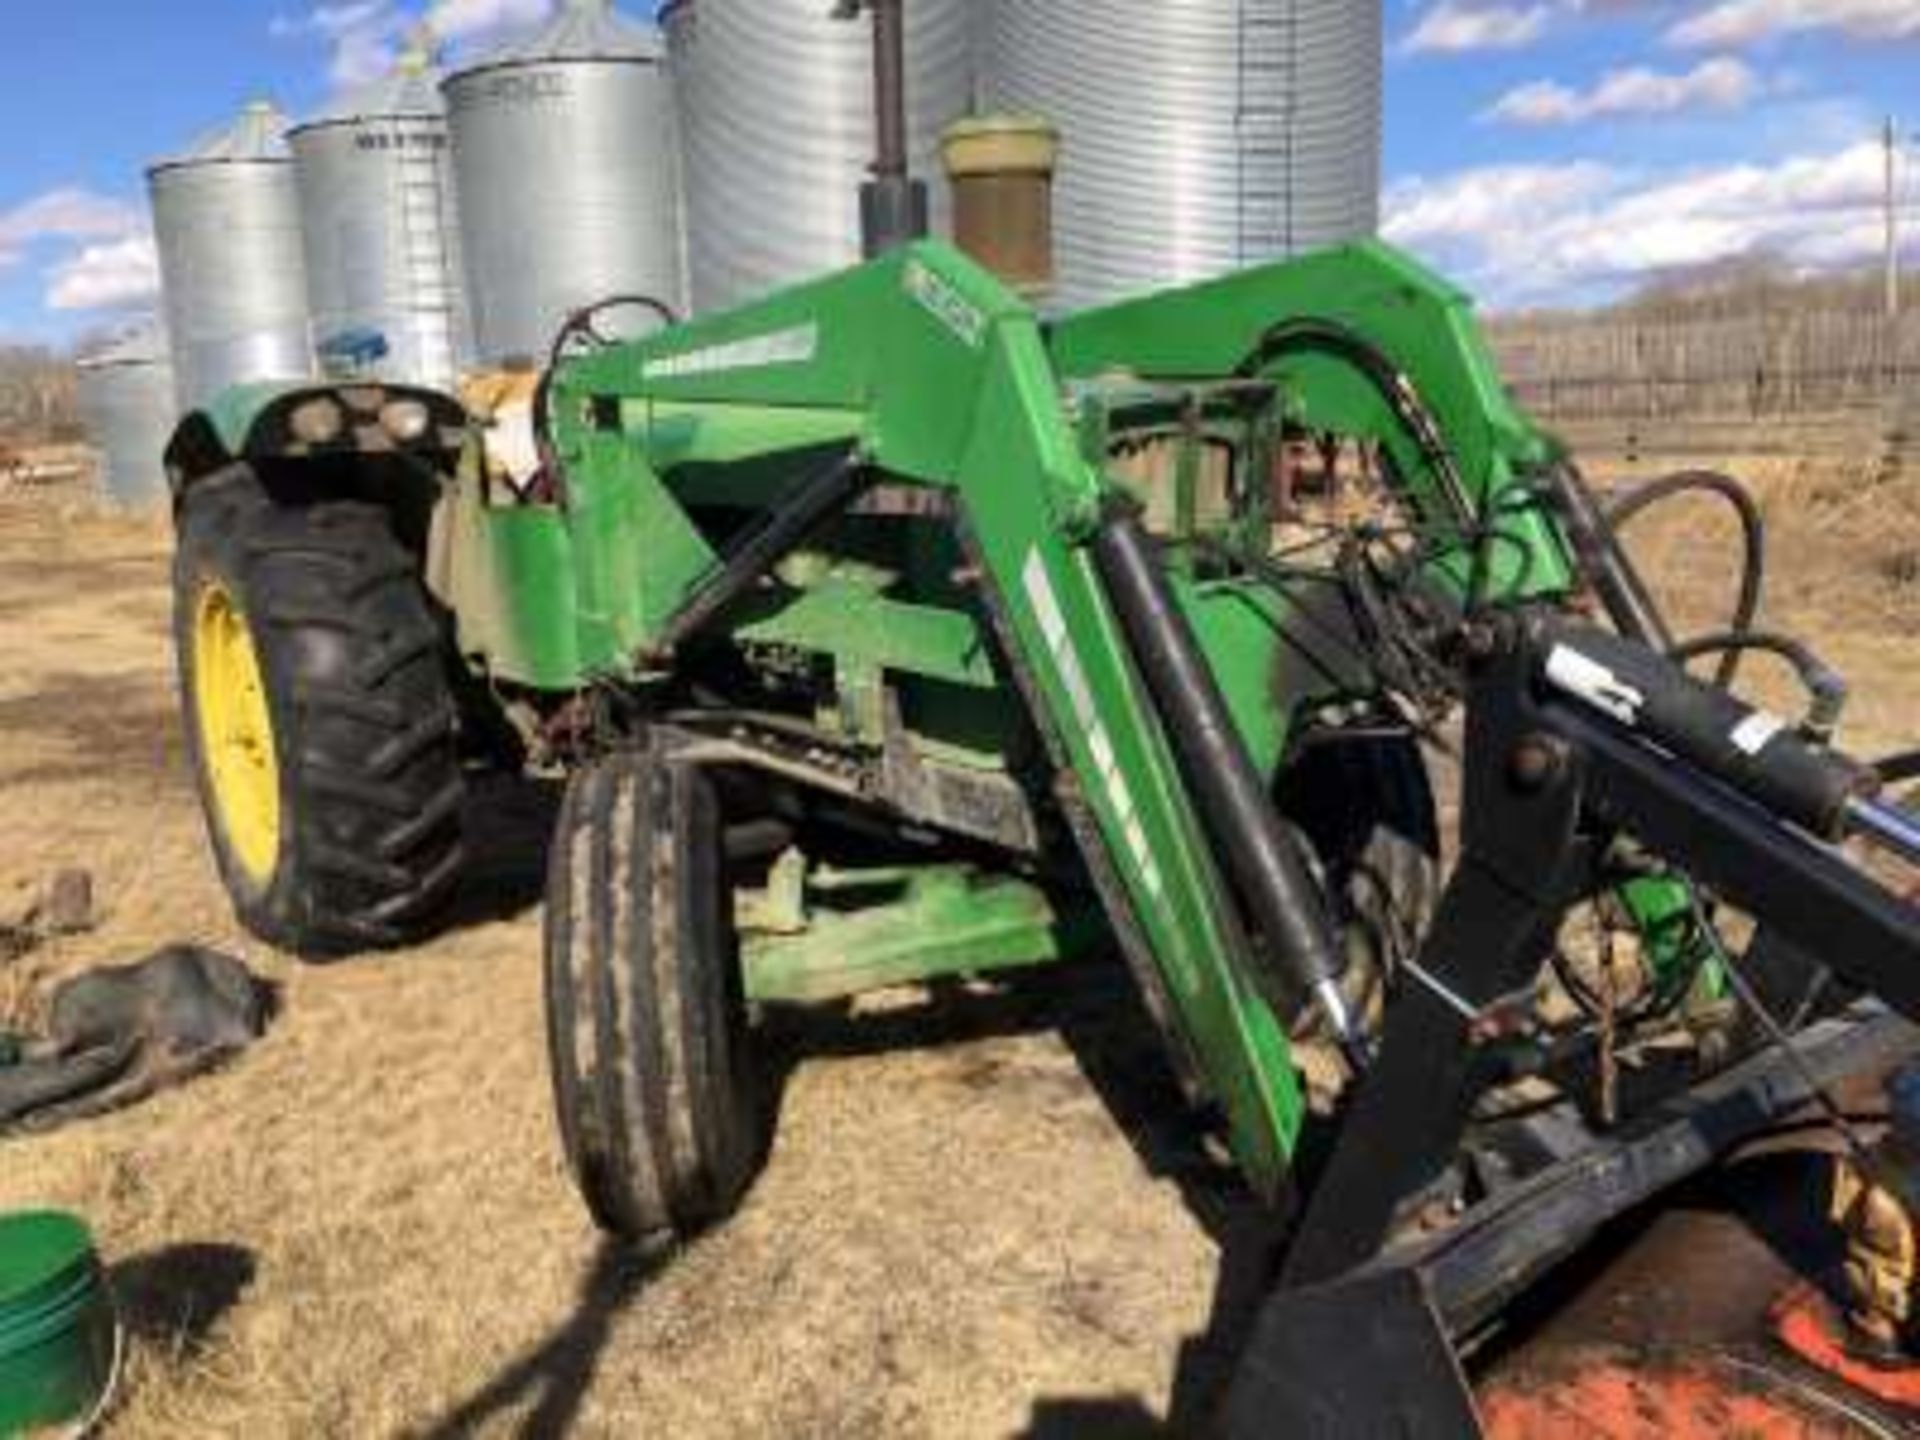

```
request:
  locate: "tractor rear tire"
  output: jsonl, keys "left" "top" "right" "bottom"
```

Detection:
{"left": 173, "top": 466, "right": 466, "bottom": 957}
{"left": 544, "top": 745, "right": 765, "bottom": 1242}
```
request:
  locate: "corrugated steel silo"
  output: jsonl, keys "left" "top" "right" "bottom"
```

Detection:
{"left": 982, "top": 0, "right": 1382, "bottom": 311}
{"left": 148, "top": 100, "right": 313, "bottom": 409}
{"left": 663, "top": 0, "right": 976, "bottom": 315}
{"left": 291, "top": 40, "right": 468, "bottom": 390}
{"left": 76, "top": 320, "right": 176, "bottom": 509}
{"left": 445, "top": 0, "right": 681, "bottom": 364}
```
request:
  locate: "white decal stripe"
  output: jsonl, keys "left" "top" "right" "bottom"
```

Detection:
{"left": 1089, "top": 725, "right": 1116, "bottom": 780}
{"left": 1022, "top": 550, "right": 1069, "bottom": 651}
{"left": 1058, "top": 651, "right": 1097, "bottom": 730}
{"left": 1020, "top": 545, "right": 1166, "bottom": 903}
{"left": 641, "top": 322, "right": 818, "bottom": 381}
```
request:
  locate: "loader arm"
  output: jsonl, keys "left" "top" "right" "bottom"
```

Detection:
{"left": 544, "top": 240, "right": 1588, "bottom": 1198}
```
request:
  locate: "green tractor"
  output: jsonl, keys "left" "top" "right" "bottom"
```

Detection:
{"left": 164, "top": 240, "right": 1920, "bottom": 1428}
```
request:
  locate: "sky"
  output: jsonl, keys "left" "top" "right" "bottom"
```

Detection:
{"left": 0, "top": 0, "right": 1912, "bottom": 346}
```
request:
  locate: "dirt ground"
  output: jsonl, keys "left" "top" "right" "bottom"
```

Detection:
{"left": 2, "top": 450, "right": 1918, "bottom": 1436}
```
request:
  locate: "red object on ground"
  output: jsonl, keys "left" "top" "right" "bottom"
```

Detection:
{"left": 1772, "top": 1280, "right": 1920, "bottom": 1413}
{"left": 1480, "top": 1345, "right": 1871, "bottom": 1438}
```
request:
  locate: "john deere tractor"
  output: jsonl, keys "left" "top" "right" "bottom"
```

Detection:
{"left": 164, "top": 240, "right": 1920, "bottom": 1429}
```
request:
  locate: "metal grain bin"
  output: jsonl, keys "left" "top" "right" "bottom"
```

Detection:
{"left": 291, "top": 42, "right": 468, "bottom": 390}
{"left": 148, "top": 100, "right": 313, "bottom": 409}
{"left": 76, "top": 320, "right": 176, "bottom": 509}
{"left": 445, "top": 0, "right": 681, "bottom": 364}
{"left": 664, "top": 0, "right": 975, "bottom": 315}
{"left": 982, "top": 0, "right": 1382, "bottom": 311}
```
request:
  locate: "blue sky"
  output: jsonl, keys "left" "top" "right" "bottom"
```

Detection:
{"left": 0, "top": 0, "right": 1913, "bottom": 344}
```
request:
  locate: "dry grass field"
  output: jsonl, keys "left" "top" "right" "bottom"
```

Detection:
{"left": 1, "top": 448, "right": 1918, "bottom": 1436}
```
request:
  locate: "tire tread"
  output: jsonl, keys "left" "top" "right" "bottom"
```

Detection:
{"left": 544, "top": 745, "right": 765, "bottom": 1244}
{"left": 172, "top": 466, "right": 466, "bottom": 958}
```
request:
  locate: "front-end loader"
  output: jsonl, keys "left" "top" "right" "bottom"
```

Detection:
{"left": 163, "top": 238, "right": 1920, "bottom": 1430}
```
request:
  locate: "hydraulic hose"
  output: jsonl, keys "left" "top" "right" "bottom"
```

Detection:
{"left": 1236, "top": 317, "right": 1476, "bottom": 527}
{"left": 1604, "top": 469, "right": 1765, "bottom": 689}
{"left": 1092, "top": 509, "right": 1368, "bottom": 1069}
{"left": 1542, "top": 462, "right": 1674, "bottom": 652}
{"left": 531, "top": 293, "right": 682, "bottom": 491}
{"left": 1664, "top": 630, "right": 1848, "bottom": 740}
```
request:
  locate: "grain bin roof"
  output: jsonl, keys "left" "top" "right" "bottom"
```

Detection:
{"left": 77, "top": 318, "right": 169, "bottom": 369}
{"left": 297, "top": 40, "right": 445, "bottom": 128}
{"left": 451, "top": 0, "right": 663, "bottom": 76}
{"left": 150, "top": 99, "right": 292, "bottom": 173}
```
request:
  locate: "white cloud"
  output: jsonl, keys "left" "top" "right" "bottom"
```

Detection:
{"left": 1485, "top": 57, "right": 1760, "bottom": 125}
{"left": 1670, "top": 0, "right": 1920, "bottom": 47}
{"left": 46, "top": 235, "right": 160, "bottom": 312}
{"left": 1405, "top": 1, "right": 1555, "bottom": 52}
{"left": 276, "top": 0, "right": 555, "bottom": 89}
{"left": 1384, "top": 162, "right": 1618, "bottom": 250}
{"left": 427, "top": 0, "right": 553, "bottom": 43}
{"left": 1384, "top": 140, "right": 1910, "bottom": 306}
{"left": 0, "top": 187, "right": 157, "bottom": 316}
{"left": 0, "top": 188, "right": 144, "bottom": 266}
{"left": 0, "top": 186, "right": 153, "bottom": 314}
{"left": 272, "top": 1, "right": 409, "bottom": 86}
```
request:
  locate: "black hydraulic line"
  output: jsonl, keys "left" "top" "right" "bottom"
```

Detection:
{"left": 1605, "top": 469, "right": 1765, "bottom": 689}
{"left": 646, "top": 452, "right": 869, "bottom": 661}
{"left": 549, "top": 294, "right": 681, "bottom": 357}
{"left": 531, "top": 292, "right": 683, "bottom": 485}
{"left": 1236, "top": 317, "right": 1477, "bottom": 529}
{"left": 1542, "top": 462, "right": 1675, "bottom": 651}
{"left": 1665, "top": 629, "right": 1848, "bottom": 738}
{"left": 1091, "top": 509, "right": 1367, "bottom": 1066}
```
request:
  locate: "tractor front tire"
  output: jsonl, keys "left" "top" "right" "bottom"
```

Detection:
{"left": 173, "top": 467, "right": 466, "bottom": 956}
{"left": 544, "top": 745, "right": 766, "bottom": 1243}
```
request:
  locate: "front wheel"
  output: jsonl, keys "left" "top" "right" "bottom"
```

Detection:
{"left": 544, "top": 744, "right": 767, "bottom": 1242}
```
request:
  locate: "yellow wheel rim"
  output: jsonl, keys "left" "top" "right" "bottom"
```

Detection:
{"left": 192, "top": 578, "right": 281, "bottom": 885}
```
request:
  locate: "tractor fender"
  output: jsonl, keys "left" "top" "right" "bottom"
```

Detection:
{"left": 164, "top": 380, "right": 469, "bottom": 506}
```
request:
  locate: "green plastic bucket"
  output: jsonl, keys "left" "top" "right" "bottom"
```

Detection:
{"left": 0, "top": 1212, "right": 116, "bottom": 1436}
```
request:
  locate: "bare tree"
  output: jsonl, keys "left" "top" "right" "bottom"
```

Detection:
{"left": 1487, "top": 258, "right": 1917, "bottom": 423}
{"left": 0, "top": 345, "right": 81, "bottom": 445}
